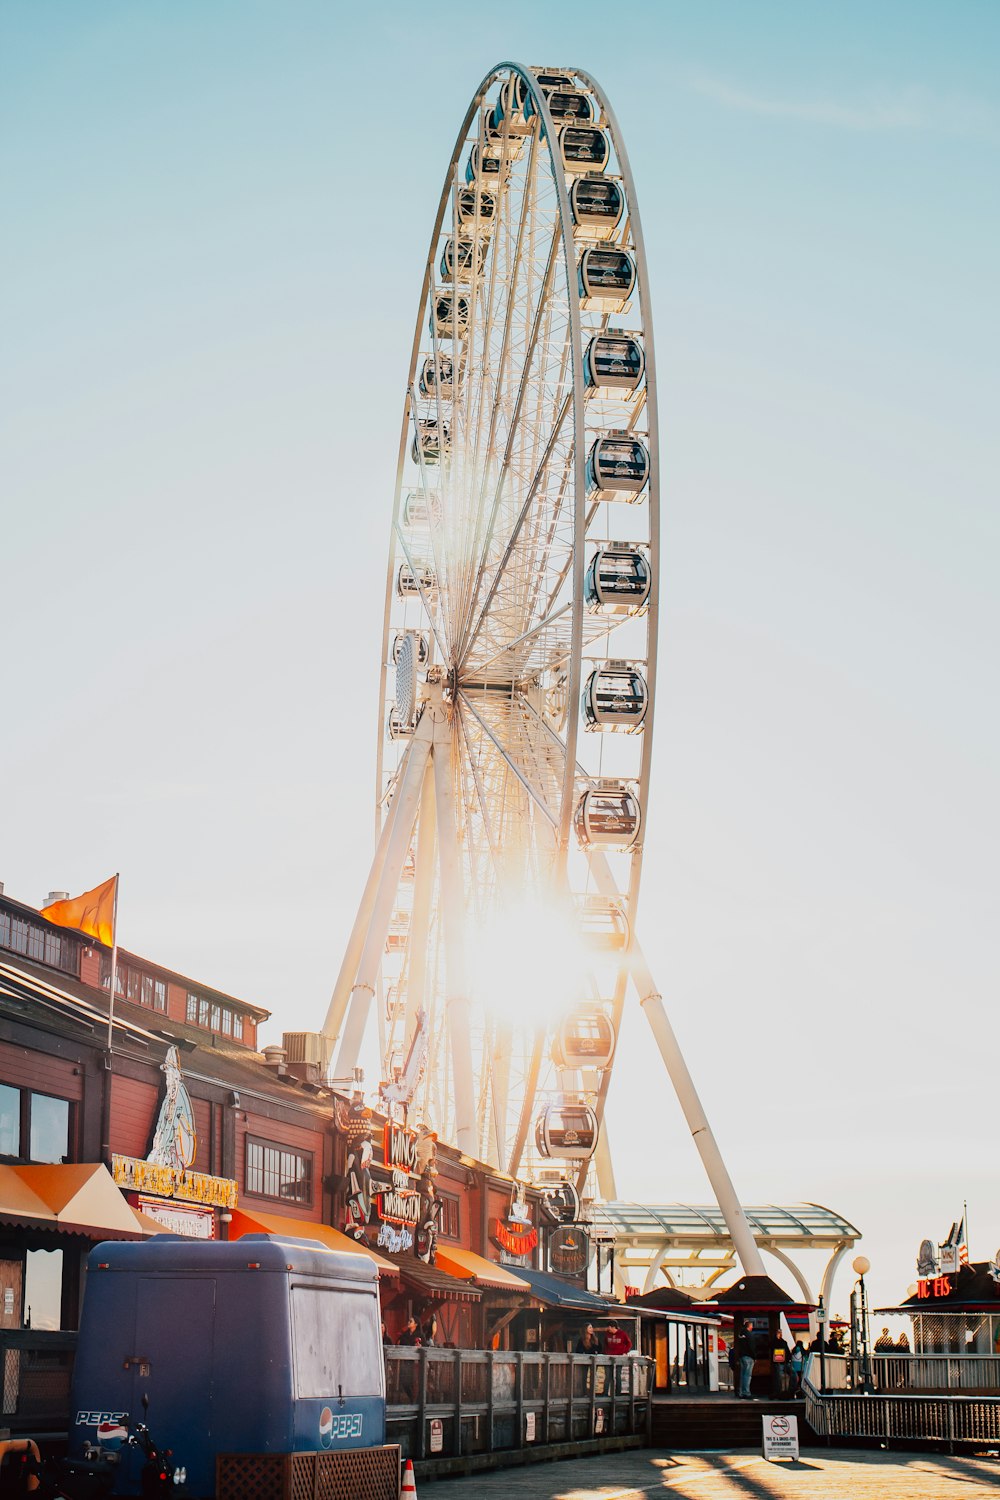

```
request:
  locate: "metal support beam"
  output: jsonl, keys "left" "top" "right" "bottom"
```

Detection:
{"left": 334, "top": 722, "right": 432, "bottom": 1078}
{"left": 431, "top": 699, "right": 477, "bottom": 1157}
{"left": 587, "top": 852, "right": 766, "bottom": 1280}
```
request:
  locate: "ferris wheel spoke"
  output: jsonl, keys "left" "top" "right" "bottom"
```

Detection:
{"left": 455, "top": 208, "right": 565, "bottom": 655}
{"left": 458, "top": 693, "right": 560, "bottom": 832}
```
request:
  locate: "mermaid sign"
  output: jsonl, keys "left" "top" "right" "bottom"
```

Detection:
{"left": 111, "top": 1045, "right": 238, "bottom": 1209}
{"left": 147, "top": 1046, "right": 197, "bottom": 1171}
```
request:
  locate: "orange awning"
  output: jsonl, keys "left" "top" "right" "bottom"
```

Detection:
{"left": 229, "top": 1207, "right": 399, "bottom": 1277}
{"left": 0, "top": 1163, "right": 145, "bottom": 1239}
{"left": 435, "top": 1246, "right": 532, "bottom": 1292}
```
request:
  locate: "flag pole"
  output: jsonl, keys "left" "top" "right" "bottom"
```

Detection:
{"left": 106, "top": 874, "right": 120, "bottom": 1050}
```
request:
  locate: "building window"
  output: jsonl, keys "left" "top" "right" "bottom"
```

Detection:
{"left": 154, "top": 979, "right": 167, "bottom": 1012}
{"left": 233, "top": 1014, "right": 243, "bottom": 1040}
{"left": 186, "top": 993, "right": 198, "bottom": 1023}
{"left": 246, "top": 1138, "right": 312, "bottom": 1205}
{"left": 0, "top": 1084, "right": 19, "bottom": 1156}
{"left": 0, "top": 910, "right": 77, "bottom": 976}
{"left": 0, "top": 1086, "right": 71, "bottom": 1163}
{"left": 439, "top": 1192, "right": 460, "bottom": 1240}
{"left": 222, "top": 1009, "right": 233, "bottom": 1037}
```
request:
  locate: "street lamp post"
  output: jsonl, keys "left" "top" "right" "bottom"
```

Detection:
{"left": 852, "top": 1255, "right": 874, "bottom": 1394}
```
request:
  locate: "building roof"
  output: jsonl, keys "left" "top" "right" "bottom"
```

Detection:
{"left": 0, "top": 956, "right": 335, "bottom": 1123}
{"left": 876, "top": 1262, "right": 1000, "bottom": 1314}
{"left": 588, "top": 1201, "right": 859, "bottom": 1247}
{"left": 0, "top": 890, "right": 269, "bottom": 1020}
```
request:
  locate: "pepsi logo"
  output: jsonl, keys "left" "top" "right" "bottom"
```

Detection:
{"left": 319, "top": 1407, "right": 333, "bottom": 1449}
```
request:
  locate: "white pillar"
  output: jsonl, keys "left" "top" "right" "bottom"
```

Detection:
{"left": 404, "top": 756, "right": 437, "bottom": 1045}
{"left": 586, "top": 850, "right": 766, "bottom": 1279}
{"left": 431, "top": 702, "right": 477, "bottom": 1157}
{"left": 334, "top": 724, "right": 432, "bottom": 1078}
{"left": 322, "top": 778, "right": 399, "bottom": 1052}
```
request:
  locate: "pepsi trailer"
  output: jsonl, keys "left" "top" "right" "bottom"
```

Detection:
{"left": 68, "top": 1234, "right": 397, "bottom": 1498}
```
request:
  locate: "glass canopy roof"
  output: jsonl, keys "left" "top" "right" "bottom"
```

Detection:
{"left": 586, "top": 1202, "right": 858, "bottom": 1246}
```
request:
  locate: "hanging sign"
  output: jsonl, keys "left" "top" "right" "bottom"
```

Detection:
{"left": 549, "top": 1225, "right": 589, "bottom": 1276}
{"left": 491, "top": 1218, "right": 538, "bottom": 1257}
{"left": 429, "top": 1419, "right": 443, "bottom": 1453}
{"left": 762, "top": 1413, "right": 799, "bottom": 1461}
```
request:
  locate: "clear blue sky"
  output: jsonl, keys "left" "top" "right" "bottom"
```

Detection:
{"left": 2, "top": 1, "right": 998, "bottom": 1313}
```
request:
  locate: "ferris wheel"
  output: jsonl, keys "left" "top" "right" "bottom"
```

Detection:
{"left": 326, "top": 62, "right": 658, "bottom": 1192}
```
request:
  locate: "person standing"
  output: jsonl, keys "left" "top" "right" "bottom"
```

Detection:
{"left": 788, "top": 1339, "right": 806, "bottom": 1396}
{"left": 397, "top": 1316, "right": 422, "bottom": 1346}
{"left": 603, "top": 1321, "right": 632, "bottom": 1356}
{"left": 738, "top": 1322, "right": 756, "bottom": 1399}
{"left": 575, "top": 1323, "right": 602, "bottom": 1354}
{"left": 771, "top": 1331, "right": 790, "bottom": 1398}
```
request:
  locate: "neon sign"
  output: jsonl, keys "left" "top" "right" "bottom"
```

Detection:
{"left": 916, "top": 1276, "right": 952, "bottom": 1299}
{"left": 491, "top": 1218, "right": 538, "bottom": 1256}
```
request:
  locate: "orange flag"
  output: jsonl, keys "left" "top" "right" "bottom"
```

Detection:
{"left": 41, "top": 875, "right": 118, "bottom": 948}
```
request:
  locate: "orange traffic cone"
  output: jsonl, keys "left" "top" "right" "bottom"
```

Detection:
{"left": 401, "top": 1457, "right": 418, "bottom": 1497}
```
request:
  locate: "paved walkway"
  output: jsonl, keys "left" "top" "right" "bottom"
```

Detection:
{"left": 419, "top": 1447, "right": 1000, "bottom": 1498}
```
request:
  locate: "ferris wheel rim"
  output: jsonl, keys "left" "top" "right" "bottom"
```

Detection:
{"left": 369, "top": 61, "right": 661, "bottom": 1173}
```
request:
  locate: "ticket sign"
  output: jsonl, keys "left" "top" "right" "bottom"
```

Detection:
{"left": 762, "top": 1412, "right": 799, "bottom": 1461}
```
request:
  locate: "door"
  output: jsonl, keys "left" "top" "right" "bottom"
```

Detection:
{"left": 125, "top": 1277, "right": 216, "bottom": 1496}
{"left": 0, "top": 1258, "right": 24, "bottom": 1328}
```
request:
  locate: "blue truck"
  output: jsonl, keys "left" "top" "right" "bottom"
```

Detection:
{"left": 67, "top": 1234, "right": 389, "bottom": 1498}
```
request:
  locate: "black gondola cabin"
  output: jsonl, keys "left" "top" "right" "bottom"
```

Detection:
{"left": 586, "top": 432, "right": 649, "bottom": 500}
{"left": 585, "top": 546, "right": 651, "bottom": 614}
{"left": 584, "top": 334, "right": 645, "bottom": 395}
{"left": 535, "top": 1103, "right": 599, "bottom": 1160}
{"left": 574, "top": 782, "right": 642, "bottom": 849}
{"left": 578, "top": 247, "right": 636, "bottom": 309}
{"left": 582, "top": 662, "right": 649, "bottom": 731}
{"left": 569, "top": 175, "right": 624, "bottom": 239}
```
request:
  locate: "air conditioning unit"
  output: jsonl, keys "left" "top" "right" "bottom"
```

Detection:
{"left": 282, "top": 1032, "right": 329, "bottom": 1068}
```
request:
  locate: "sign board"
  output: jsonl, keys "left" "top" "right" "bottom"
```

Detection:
{"left": 525, "top": 1411, "right": 535, "bottom": 1442}
{"left": 112, "top": 1154, "right": 238, "bottom": 1209}
{"left": 594, "top": 1406, "right": 606, "bottom": 1435}
{"left": 429, "top": 1418, "right": 443, "bottom": 1454}
{"left": 762, "top": 1413, "right": 799, "bottom": 1461}
{"left": 137, "top": 1196, "right": 215, "bottom": 1239}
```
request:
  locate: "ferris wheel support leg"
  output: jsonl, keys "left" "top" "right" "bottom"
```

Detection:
{"left": 404, "top": 757, "right": 437, "bottom": 1046}
{"left": 634, "top": 972, "right": 765, "bottom": 1279}
{"left": 334, "top": 727, "right": 433, "bottom": 1079}
{"left": 593, "top": 1114, "right": 618, "bottom": 1201}
{"left": 585, "top": 852, "right": 766, "bottom": 1280}
{"left": 431, "top": 711, "right": 477, "bottom": 1158}
{"left": 321, "top": 778, "right": 398, "bottom": 1055}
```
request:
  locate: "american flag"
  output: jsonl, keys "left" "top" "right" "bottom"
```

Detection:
{"left": 957, "top": 1214, "right": 970, "bottom": 1266}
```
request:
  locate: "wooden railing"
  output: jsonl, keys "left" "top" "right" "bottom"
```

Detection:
{"left": 803, "top": 1355, "right": 1000, "bottom": 1451}
{"left": 385, "top": 1349, "right": 653, "bottom": 1462}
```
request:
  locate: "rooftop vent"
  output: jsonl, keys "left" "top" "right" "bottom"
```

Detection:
{"left": 45, "top": 890, "right": 70, "bottom": 905}
{"left": 261, "top": 1045, "right": 287, "bottom": 1068}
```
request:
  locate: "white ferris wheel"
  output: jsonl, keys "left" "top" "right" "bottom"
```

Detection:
{"left": 323, "top": 64, "right": 763, "bottom": 1267}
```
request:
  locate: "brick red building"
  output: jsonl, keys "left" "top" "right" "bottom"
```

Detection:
{"left": 0, "top": 884, "right": 543, "bottom": 1351}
